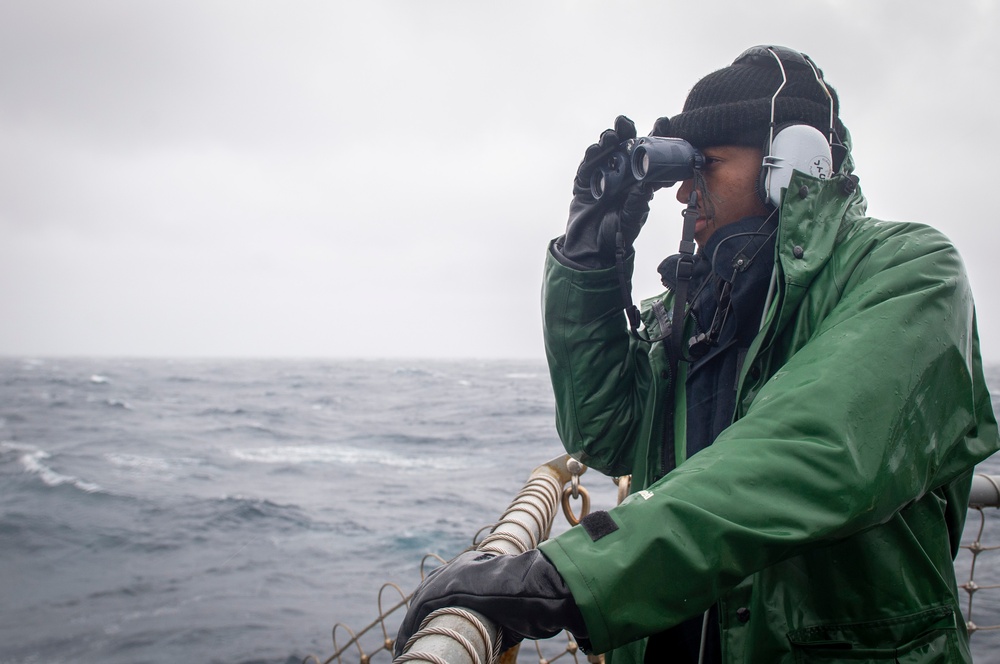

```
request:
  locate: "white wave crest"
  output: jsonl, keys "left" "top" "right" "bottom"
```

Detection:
{"left": 8, "top": 443, "right": 104, "bottom": 493}
{"left": 230, "top": 444, "right": 467, "bottom": 470}
{"left": 104, "top": 453, "right": 208, "bottom": 485}
{"left": 106, "top": 453, "right": 173, "bottom": 472}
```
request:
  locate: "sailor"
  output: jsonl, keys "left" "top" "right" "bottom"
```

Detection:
{"left": 395, "top": 45, "right": 1000, "bottom": 663}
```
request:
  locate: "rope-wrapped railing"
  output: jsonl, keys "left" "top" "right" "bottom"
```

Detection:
{"left": 393, "top": 455, "right": 586, "bottom": 664}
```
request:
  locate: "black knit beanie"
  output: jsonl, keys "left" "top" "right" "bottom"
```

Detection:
{"left": 668, "top": 45, "right": 847, "bottom": 151}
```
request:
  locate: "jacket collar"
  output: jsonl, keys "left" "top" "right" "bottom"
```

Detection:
{"left": 758, "top": 169, "right": 865, "bottom": 347}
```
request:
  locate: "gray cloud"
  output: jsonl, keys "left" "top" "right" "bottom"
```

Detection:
{"left": 2, "top": 0, "right": 998, "bottom": 360}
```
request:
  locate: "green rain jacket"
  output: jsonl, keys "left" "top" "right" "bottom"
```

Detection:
{"left": 537, "top": 167, "right": 999, "bottom": 662}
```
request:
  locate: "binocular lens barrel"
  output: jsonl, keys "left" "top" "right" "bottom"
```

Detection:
{"left": 588, "top": 136, "right": 702, "bottom": 200}
{"left": 636, "top": 151, "right": 651, "bottom": 179}
{"left": 591, "top": 171, "right": 608, "bottom": 199}
{"left": 631, "top": 137, "right": 703, "bottom": 186}
{"left": 590, "top": 151, "right": 631, "bottom": 201}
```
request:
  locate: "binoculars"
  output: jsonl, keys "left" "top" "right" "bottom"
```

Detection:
{"left": 590, "top": 137, "right": 705, "bottom": 200}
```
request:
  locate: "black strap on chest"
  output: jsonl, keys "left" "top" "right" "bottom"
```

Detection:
{"left": 660, "top": 190, "right": 700, "bottom": 477}
{"left": 615, "top": 190, "right": 701, "bottom": 347}
{"left": 671, "top": 190, "right": 700, "bottom": 362}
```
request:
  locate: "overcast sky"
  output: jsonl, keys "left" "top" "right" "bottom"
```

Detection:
{"left": 2, "top": 1, "right": 998, "bottom": 361}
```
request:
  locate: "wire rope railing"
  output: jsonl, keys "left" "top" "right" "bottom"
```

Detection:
{"left": 960, "top": 473, "right": 1000, "bottom": 637}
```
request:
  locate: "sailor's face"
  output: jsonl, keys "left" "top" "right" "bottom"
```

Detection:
{"left": 676, "top": 145, "right": 770, "bottom": 247}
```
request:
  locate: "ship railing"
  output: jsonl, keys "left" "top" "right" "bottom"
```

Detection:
{"left": 306, "top": 465, "right": 1000, "bottom": 664}
{"left": 962, "top": 473, "right": 1000, "bottom": 637}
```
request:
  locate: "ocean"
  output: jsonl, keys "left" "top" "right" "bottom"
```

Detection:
{"left": 1, "top": 357, "right": 998, "bottom": 664}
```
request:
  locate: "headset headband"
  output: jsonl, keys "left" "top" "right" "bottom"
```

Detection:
{"left": 734, "top": 45, "right": 837, "bottom": 148}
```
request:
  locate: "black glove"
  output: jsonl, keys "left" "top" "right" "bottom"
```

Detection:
{"left": 393, "top": 549, "right": 589, "bottom": 658}
{"left": 555, "top": 115, "right": 668, "bottom": 270}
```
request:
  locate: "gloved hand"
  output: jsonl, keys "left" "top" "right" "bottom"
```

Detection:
{"left": 393, "top": 549, "right": 589, "bottom": 658}
{"left": 555, "top": 116, "right": 670, "bottom": 269}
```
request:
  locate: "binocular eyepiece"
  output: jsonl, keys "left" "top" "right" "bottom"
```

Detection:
{"left": 590, "top": 137, "right": 704, "bottom": 201}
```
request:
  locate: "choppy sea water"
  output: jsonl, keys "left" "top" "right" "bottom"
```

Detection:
{"left": 0, "top": 358, "right": 998, "bottom": 664}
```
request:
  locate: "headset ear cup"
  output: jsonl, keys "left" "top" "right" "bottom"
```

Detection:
{"left": 757, "top": 124, "right": 792, "bottom": 207}
{"left": 760, "top": 123, "right": 833, "bottom": 208}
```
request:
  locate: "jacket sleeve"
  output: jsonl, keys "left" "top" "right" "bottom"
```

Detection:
{"left": 542, "top": 241, "right": 653, "bottom": 477}
{"left": 539, "top": 222, "right": 999, "bottom": 653}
